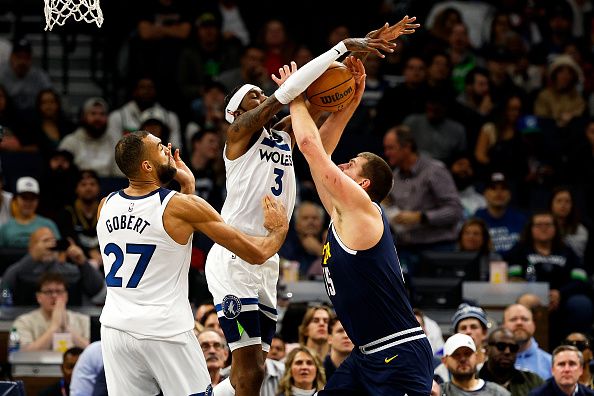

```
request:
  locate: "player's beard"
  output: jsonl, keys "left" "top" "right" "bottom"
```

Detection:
{"left": 157, "top": 158, "right": 177, "bottom": 185}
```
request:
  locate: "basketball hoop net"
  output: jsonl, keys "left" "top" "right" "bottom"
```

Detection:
{"left": 43, "top": 0, "right": 104, "bottom": 31}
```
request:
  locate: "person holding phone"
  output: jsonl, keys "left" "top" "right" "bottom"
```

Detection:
{"left": 0, "top": 226, "right": 105, "bottom": 305}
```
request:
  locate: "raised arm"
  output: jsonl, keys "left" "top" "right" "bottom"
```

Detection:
{"left": 226, "top": 38, "right": 396, "bottom": 152}
{"left": 351, "top": 16, "right": 420, "bottom": 63}
{"left": 318, "top": 56, "right": 366, "bottom": 155}
{"left": 167, "top": 194, "right": 288, "bottom": 264}
{"left": 289, "top": 95, "right": 370, "bottom": 217}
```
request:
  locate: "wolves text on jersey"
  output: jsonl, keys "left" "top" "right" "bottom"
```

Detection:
{"left": 105, "top": 214, "right": 151, "bottom": 234}
{"left": 259, "top": 149, "right": 293, "bottom": 166}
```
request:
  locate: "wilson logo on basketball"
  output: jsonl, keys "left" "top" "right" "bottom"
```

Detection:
{"left": 320, "top": 86, "right": 354, "bottom": 104}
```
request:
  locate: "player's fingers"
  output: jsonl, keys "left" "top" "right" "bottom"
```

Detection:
{"left": 291, "top": 61, "right": 297, "bottom": 73}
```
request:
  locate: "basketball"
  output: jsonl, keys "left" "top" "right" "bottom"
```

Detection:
{"left": 306, "top": 61, "right": 355, "bottom": 112}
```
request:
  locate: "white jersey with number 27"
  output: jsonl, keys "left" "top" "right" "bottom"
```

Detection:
{"left": 97, "top": 188, "right": 194, "bottom": 338}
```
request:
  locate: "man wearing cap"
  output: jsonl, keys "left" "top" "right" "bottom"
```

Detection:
{"left": 479, "top": 327, "right": 544, "bottom": 396}
{"left": 441, "top": 333, "right": 510, "bottom": 395}
{"left": 435, "top": 303, "right": 490, "bottom": 382}
{"left": 0, "top": 176, "right": 60, "bottom": 249}
{"left": 59, "top": 97, "right": 122, "bottom": 177}
{"left": 474, "top": 172, "right": 527, "bottom": 255}
{"left": 0, "top": 37, "right": 52, "bottom": 116}
{"left": 503, "top": 304, "right": 552, "bottom": 379}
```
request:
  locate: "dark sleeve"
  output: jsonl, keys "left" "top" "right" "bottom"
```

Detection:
{"left": 78, "top": 262, "right": 105, "bottom": 297}
{"left": 558, "top": 247, "right": 591, "bottom": 299}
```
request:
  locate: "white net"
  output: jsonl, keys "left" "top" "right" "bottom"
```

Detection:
{"left": 43, "top": 0, "right": 104, "bottom": 31}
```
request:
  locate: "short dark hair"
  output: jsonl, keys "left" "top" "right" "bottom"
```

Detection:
{"left": 357, "top": 152, "right": 394, "bottom": 203}
{"left": 115, "top": 131, "right": 150, "bottom": 178}
{"left": 394, "top": 127, "right": 417, "bottom": 153}
{"left": 64, "top": 347, "right": 84, "bottom": 360}
{"left": 37, "top": 272, "right": 67, "bottom": 291}
{"left": 328, "top": 316, "right": 341, "bottom": 334}
{"left": 77, "top": 169, "right": 100, "bottom": 185}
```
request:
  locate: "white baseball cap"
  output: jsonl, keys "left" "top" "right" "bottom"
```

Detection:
{"left": 444, "top": 333, "right": 476, "bottom": 356}
{"left": 16, "top": 176, "right": 40, "bottom": 195}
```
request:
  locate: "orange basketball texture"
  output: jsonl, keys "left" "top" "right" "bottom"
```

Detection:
{"left": 306, "top": 62, "right": 355, "bottom": 112}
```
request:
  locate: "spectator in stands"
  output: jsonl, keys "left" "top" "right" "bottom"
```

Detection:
{"left": 57, "top": 170, "right": 101, "bottom": 266}
{"left": 503, "top": 303, "right": 552, "bottom": 379}
{"left": 187, "top": 128, "right": 225, "bottom": 211}
{"left": 549, "top": 187, "right": 589, "bottom": 260}
{"left": 0, "top": 176, "right": 60, "bottom": 249}
{"left": 435, "top": 303, "right": 490, "bottom": 382}
{"left": 269, "top": 334, "right": 286, "bottom": 362}
{"left": 138, "top": 107, "right": 171, "bottom": 145}
{"left": 298, "top": 306, "right": 333, "bottom": 359}
{"left": 69, "top": 341, "right": 108, "bottom": 396}
{"left": 184, "top": 81, "right": 227, "bottom": 150}
{"left": 131, "top": 0, "right": 193, "bottom": 107}
{"left": 479, "top": 327, "right": 544, "bottom": 396}
{"left": 277, "top": 346, "right": 326, "bottom": 396}
{"left": 440, "top": 333, "right": 510, "bottom": 395}
{"left": 374, "top": 55, "right": 429, "bottom": 131}
{"left": 38, "top": 149, "right": 79, "bottom": 221}
{"left": 198, "top": 329, "right": 229, "bottom": 386}
{"left": 216, "top": 45, "right": 275, "bottom": 95}
{"left": 279, "top": 201, "right": 325, "bottom": 277}
{"left": 453, "top": 67, "right": 493, "bottom": 150}
{"left": 474, "top": 94, "right": 528, "bottom": 189}
{"left": 457, "top": 218, "right": 498, "bottom": 281}
{"left": 505, "top": 211, "right": 592, "bottom": 340}
{"left": 483, "top": 47, "right": 521, "bottom": 106}
{"left": 106, "top": 77, "right": 182, "bottom": 148}
{"left": 534, "top": 54, "right": 586, "bottom": 128}
{"left": 562, "top": 333, "right": 594, "bottom": 389}
{"left": 0, "top": 84, "right": 20, "bottom": 150}
{"left": 59, "top": 97, "right": 122, "bottom": 177}
{"left": 177, "top": 12, "right": 242, "bottom": 104}
{"left": 447, "top": 23, "right": 479, "bottom": 93}
{"left": 23, "top": 89, "right": 75, "bottom": 157}
{"left": 0, "top": 38, "right": 51, "bottom": 118}
{"left": 13, "top": 273, "right": 90, "bottom": 351}
{"left": 200, "top": 308, "right": 223, "bottom": 337}
{"left": 382, "top": 127, "right": 463, "bottom": 274}
{"left": 258, "top": 19, "right": 295, "bottom": 78}
{"left": 449, "top": 154, "right": 486, "bottom": 219}
{"left": 0, "top": 226, "right": 105, "bottom": 306}
{"left": 0, "top": 171, "right": 13, "bottom": 226}
{"left": 39, "top": 346, "right": 83, "bottom": 396}
{"left": 426, "top": 51, "right": 456, "bottom": 100}
{"left": 474, "top": 172, "right": 527, "bottom": 255}
{"left": 528, "top": 345, "right": 594, "bottom": 396}
{"left": 402, "top": 88, "right": 467, "bottom": 165}
{"left": 323, "top": 317, "right": 353, "bottom": 382}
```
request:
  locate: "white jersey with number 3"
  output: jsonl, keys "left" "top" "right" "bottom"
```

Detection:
{"left": 97, "top": 188, "right": 194, "bottom": 338}
{"left": 221, "top": 128, "right": 296, "bottom": 235}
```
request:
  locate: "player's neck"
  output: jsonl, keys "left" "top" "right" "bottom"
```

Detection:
{"left": 126, "top": 179, "right": 161, "bottom": 195}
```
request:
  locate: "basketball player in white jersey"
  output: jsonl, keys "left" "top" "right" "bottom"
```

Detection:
{"left": 96, "top": 131, "right": 288, "bottom": 396}
{"left": 208, "top": 18, "right": 419, "bottom": 396}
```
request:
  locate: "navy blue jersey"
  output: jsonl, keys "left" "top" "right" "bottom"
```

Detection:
{"left": 322, "top": 203, "right": 419, "bottom": 347}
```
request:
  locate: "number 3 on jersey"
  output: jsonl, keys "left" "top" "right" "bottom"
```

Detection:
{"left": 271, "top": 168, "right": 284, "bottom": 196}
{"left": 104, "top": 243, "right": 156, "bottom": 288}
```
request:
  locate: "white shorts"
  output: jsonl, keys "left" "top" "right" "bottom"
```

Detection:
{"left": 205, "top": 244, "right": 279, "bottom": 351}
{"left": 101, "top": 326, "right": 211, "bottom": 396}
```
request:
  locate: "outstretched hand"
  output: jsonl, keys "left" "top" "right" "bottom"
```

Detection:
{"left": 341, "top": 56, "right": 366, "bottom": 110}
{"left": 272, "top": 61, "right": 298, "bottom": 87}
{"left": 343, "top": 37, "right": 396, "bottom": 58}
{"left": 366, "top": 16, "right": 420, "bottom": 42}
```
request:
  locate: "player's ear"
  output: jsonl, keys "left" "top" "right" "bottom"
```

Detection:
{"left": 359, "top": 179, "right": 371, "bottom": 190}
{"left": 141, "top": 160, "right": 152, "bottom": 173}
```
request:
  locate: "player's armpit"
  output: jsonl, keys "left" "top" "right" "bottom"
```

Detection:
{"left": 227, "top": 95, "right": 284, "bottom": 142}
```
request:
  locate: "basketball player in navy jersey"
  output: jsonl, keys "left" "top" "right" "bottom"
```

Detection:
{"left": 96, "top": 131, "right": 288, "bottom": 396}
{"left": 288, "top": 57, "right": 433, "bottom": 395}
{"left": 210, "top": 18, "right": 419, "bottom": 396}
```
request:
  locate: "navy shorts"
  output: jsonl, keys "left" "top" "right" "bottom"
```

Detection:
{"left": 319, "top": 337, "right": 433, "bottom": 396}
